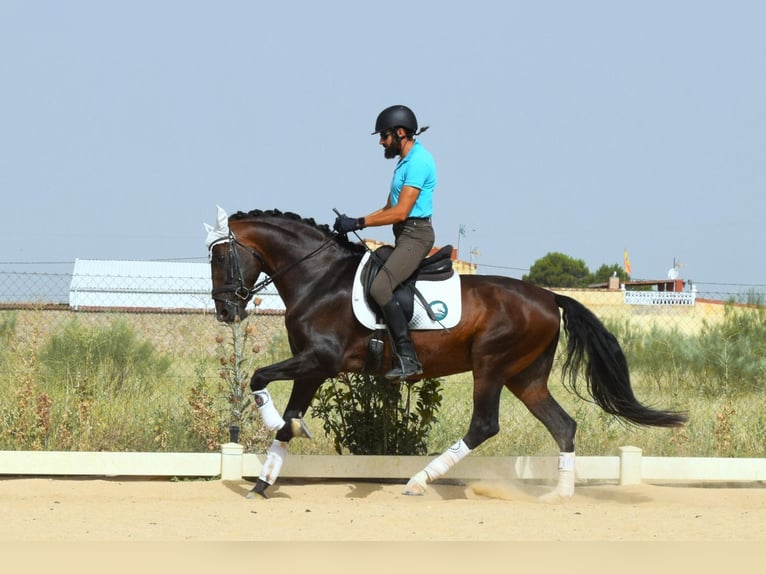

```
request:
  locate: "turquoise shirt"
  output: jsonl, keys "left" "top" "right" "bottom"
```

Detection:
{"left": 389, "top": 140, "right": 437, "bottom": 218}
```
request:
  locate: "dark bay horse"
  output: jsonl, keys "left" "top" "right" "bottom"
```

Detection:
{"left": 205, "top": 206, "right": 686, "bottom": 499}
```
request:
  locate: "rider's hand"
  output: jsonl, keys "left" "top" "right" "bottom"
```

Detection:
{"left": 333, "top": 214, "right": 365, "bottom": 234}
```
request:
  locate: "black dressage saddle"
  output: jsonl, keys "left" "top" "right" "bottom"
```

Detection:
{"left": 360, "top": 244, "right": 454, "bottom": 322}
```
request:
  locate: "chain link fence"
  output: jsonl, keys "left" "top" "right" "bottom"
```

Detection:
{"left": 1, "top": 263, "right": 765, "bottom": 458}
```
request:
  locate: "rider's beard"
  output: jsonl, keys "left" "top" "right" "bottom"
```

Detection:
{"left": 383, "top": 139, "right": 400, "bottom": 159}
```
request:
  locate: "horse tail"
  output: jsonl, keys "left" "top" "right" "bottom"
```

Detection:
{"left": 555, "top": 294, "right": 687, "bottom": 428}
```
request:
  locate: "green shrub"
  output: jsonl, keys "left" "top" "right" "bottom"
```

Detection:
{"left": 311, "top": 373, "right": 443, "bottom": 455}
{"left": 0, "top": 311, "right": 16, "bottom": 342}
{"left": 605, "top": 319, "right": 694, "bottom": 389}
{"left": 37, "top": 318, "right": 171, "bottom": 397}
{"left": 690, "top": 305, "right": 766, "bottom": 396}
{"left": 605, "top": 304, "right": 766, "bottom": 397}
{"left": 0, "top": 312, "right": 17, "bottom": 368}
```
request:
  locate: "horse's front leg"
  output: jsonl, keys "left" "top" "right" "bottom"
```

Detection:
{"left": 248, "top": 351, "right": 329, "bottom": 433}
{"left": 246, "top": 353, "right": 333, "bottom": 499}
{"left": 249, "top": 377, "right": 324, "bottom": 500}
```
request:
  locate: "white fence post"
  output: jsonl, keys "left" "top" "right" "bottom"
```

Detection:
{"left": 619, "top": 445, "right": 643, "bottom": 485}
{"left": 220, "top": 442, "right": 244, "bottom": 480}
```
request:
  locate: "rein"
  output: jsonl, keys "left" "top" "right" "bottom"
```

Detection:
{"left": 211, "top": 230, "right": 337, "bottom": 303}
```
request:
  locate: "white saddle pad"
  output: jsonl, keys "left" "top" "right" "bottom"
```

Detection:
{"left": 351, "top": 251, "right": 462, "bottom": 330}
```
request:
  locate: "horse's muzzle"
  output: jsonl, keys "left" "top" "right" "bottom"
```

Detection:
{"left": 215, "top": 298, "right": 249, "bottom": 323}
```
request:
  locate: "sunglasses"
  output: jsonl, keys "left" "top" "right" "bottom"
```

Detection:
{"left": 379, "top": 129, "right": 394, "bottom": 140}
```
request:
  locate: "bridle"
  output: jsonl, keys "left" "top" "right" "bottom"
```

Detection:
{"left": 210, "top": 233, "right": 267, "bottom": 305}
{"left": 210, "top": 229, "right": 337, "bottom": 310}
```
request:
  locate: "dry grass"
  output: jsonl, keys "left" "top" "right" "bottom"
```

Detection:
{"left": 2, "top": 307, "right": 765, "bottom": 458}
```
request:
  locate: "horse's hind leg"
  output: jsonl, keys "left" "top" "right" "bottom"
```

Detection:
{"left": 403, "top": 439, "right": 474, "bottom": 496}
{"left": 403, "top": 379, "right": 503, "bottom": 496}
{"left": 511, "top": 385, "right": 578, "bottom": 499}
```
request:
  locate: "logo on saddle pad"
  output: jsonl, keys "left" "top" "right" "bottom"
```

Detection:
{"left": 429, "top": 300, "right": 448, "bottom": 321}
{"left": 351, "top": 251, "right": 462, "bottom": 330}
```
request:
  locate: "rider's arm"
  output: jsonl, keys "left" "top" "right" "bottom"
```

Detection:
{"left": 361, "top": 186, "right": 420, "bottom": 227}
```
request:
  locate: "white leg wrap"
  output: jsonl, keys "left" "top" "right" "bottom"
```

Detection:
{"left": 556, "top": 451, "right": 576, "bottom": 497}
{"left": 259, "top": 440, "right": 288, "bottom": 485}
{"left": 540, "top": 451, "right": 576, "bottom": 501}
{"left": 404, "top": 439, "right": 472, "bottom": 495}
{"left": 253, "top": 390, "right": 285, "bottom": 431}
{"left": 558, "top": 451, "right": 575, "bottom": 472}
{"left": 423, "top": 439, "right": 472, "bottom": 482}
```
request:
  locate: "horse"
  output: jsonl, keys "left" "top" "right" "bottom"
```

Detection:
{"left": 205, "top": 206, "right": 687, "bottom": 499}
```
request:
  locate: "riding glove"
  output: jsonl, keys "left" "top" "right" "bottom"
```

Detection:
{"left": 334, "top": 215, "right": 366, "bottom": 234}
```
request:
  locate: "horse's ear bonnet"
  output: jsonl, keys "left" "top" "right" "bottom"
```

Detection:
{"left": 204, "top": 205, "right": 230, "bottom": 251}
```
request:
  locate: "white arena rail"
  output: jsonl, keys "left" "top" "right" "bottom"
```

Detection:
{"left": 1, "top": 445, "right": 765, "bottom": 485}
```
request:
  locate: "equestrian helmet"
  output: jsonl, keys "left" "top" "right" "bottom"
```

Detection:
{"left": 372, "top": 105, "right": 418, "bottom": 135}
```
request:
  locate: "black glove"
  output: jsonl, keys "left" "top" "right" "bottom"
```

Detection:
{"left": 333, "top": 214, "right": 365, "bottom": 234}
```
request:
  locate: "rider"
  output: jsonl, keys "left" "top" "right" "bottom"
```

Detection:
{"left": 334, "top": 104, "right": 437, "bottom": 381}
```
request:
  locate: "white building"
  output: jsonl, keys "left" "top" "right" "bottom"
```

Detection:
{"left": 68, "top": 259, "right": 285, "bottom": 312}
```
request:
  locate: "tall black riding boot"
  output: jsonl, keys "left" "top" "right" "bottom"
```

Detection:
{"left": 380, "top": 299, "right": 423, "bottom": 381}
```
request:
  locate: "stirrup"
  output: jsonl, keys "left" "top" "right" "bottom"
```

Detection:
{"left": 385, "top": 356, "right": 423, "bottom": 381}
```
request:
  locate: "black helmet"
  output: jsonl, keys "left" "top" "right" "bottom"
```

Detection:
{"left": 372, "top": 105, "right": 418, "bottom": 135}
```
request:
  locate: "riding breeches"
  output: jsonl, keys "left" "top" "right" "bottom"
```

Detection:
{"left": 370, "top": 219, "right": 435, "bottom": 307}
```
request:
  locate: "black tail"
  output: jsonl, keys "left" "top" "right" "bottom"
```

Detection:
{"left": 555, "top": 294, "right": 687, "bottom": 428}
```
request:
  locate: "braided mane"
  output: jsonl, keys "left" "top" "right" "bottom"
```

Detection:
{"left": 229, "top": 209, "right": 366, "bottom": 253}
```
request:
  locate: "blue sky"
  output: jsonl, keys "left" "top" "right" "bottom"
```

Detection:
{"left": 1, "top": 1, "right": 764, "bottom": 290}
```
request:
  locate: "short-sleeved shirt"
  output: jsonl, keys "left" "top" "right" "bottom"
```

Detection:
{"left": 389, "top": 140, "right": 437, "bottom": 218}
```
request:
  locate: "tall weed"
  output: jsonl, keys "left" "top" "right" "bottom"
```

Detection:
{"left": 187, "top": 318, "right": 273, "bottom": 452}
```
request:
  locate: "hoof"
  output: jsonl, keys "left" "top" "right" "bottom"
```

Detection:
{"left": 538, "top": 480, "right": 575, "bottom": 503}
{"left": 538, "top": 490, "right": 567, "bottom": 503}
{"left": 246, "top": 478, "right": 270, "bottom": 499}
{"left": 402, "top": 471, "right": 428, "bottom": 496}
{"left": 290, "top": 417, "right": 313, "bottom": 439}
{"left": 543, "top": 470, "right": 575, "bottom": 500}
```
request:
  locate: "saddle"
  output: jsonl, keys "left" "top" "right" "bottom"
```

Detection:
{"left": 360, "top": 244, "right": 455, "bottom": 322}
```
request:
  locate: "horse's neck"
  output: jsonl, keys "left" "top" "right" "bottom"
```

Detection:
{"left": 253, "top": 226, "right": 348, "bottom": 298}
{"left": 278, "top": 250, "right": 357, "bottom": 312}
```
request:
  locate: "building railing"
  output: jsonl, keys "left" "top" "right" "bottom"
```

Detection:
{"left": 624, "top": 290, "right": 697, "bottom": 306}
